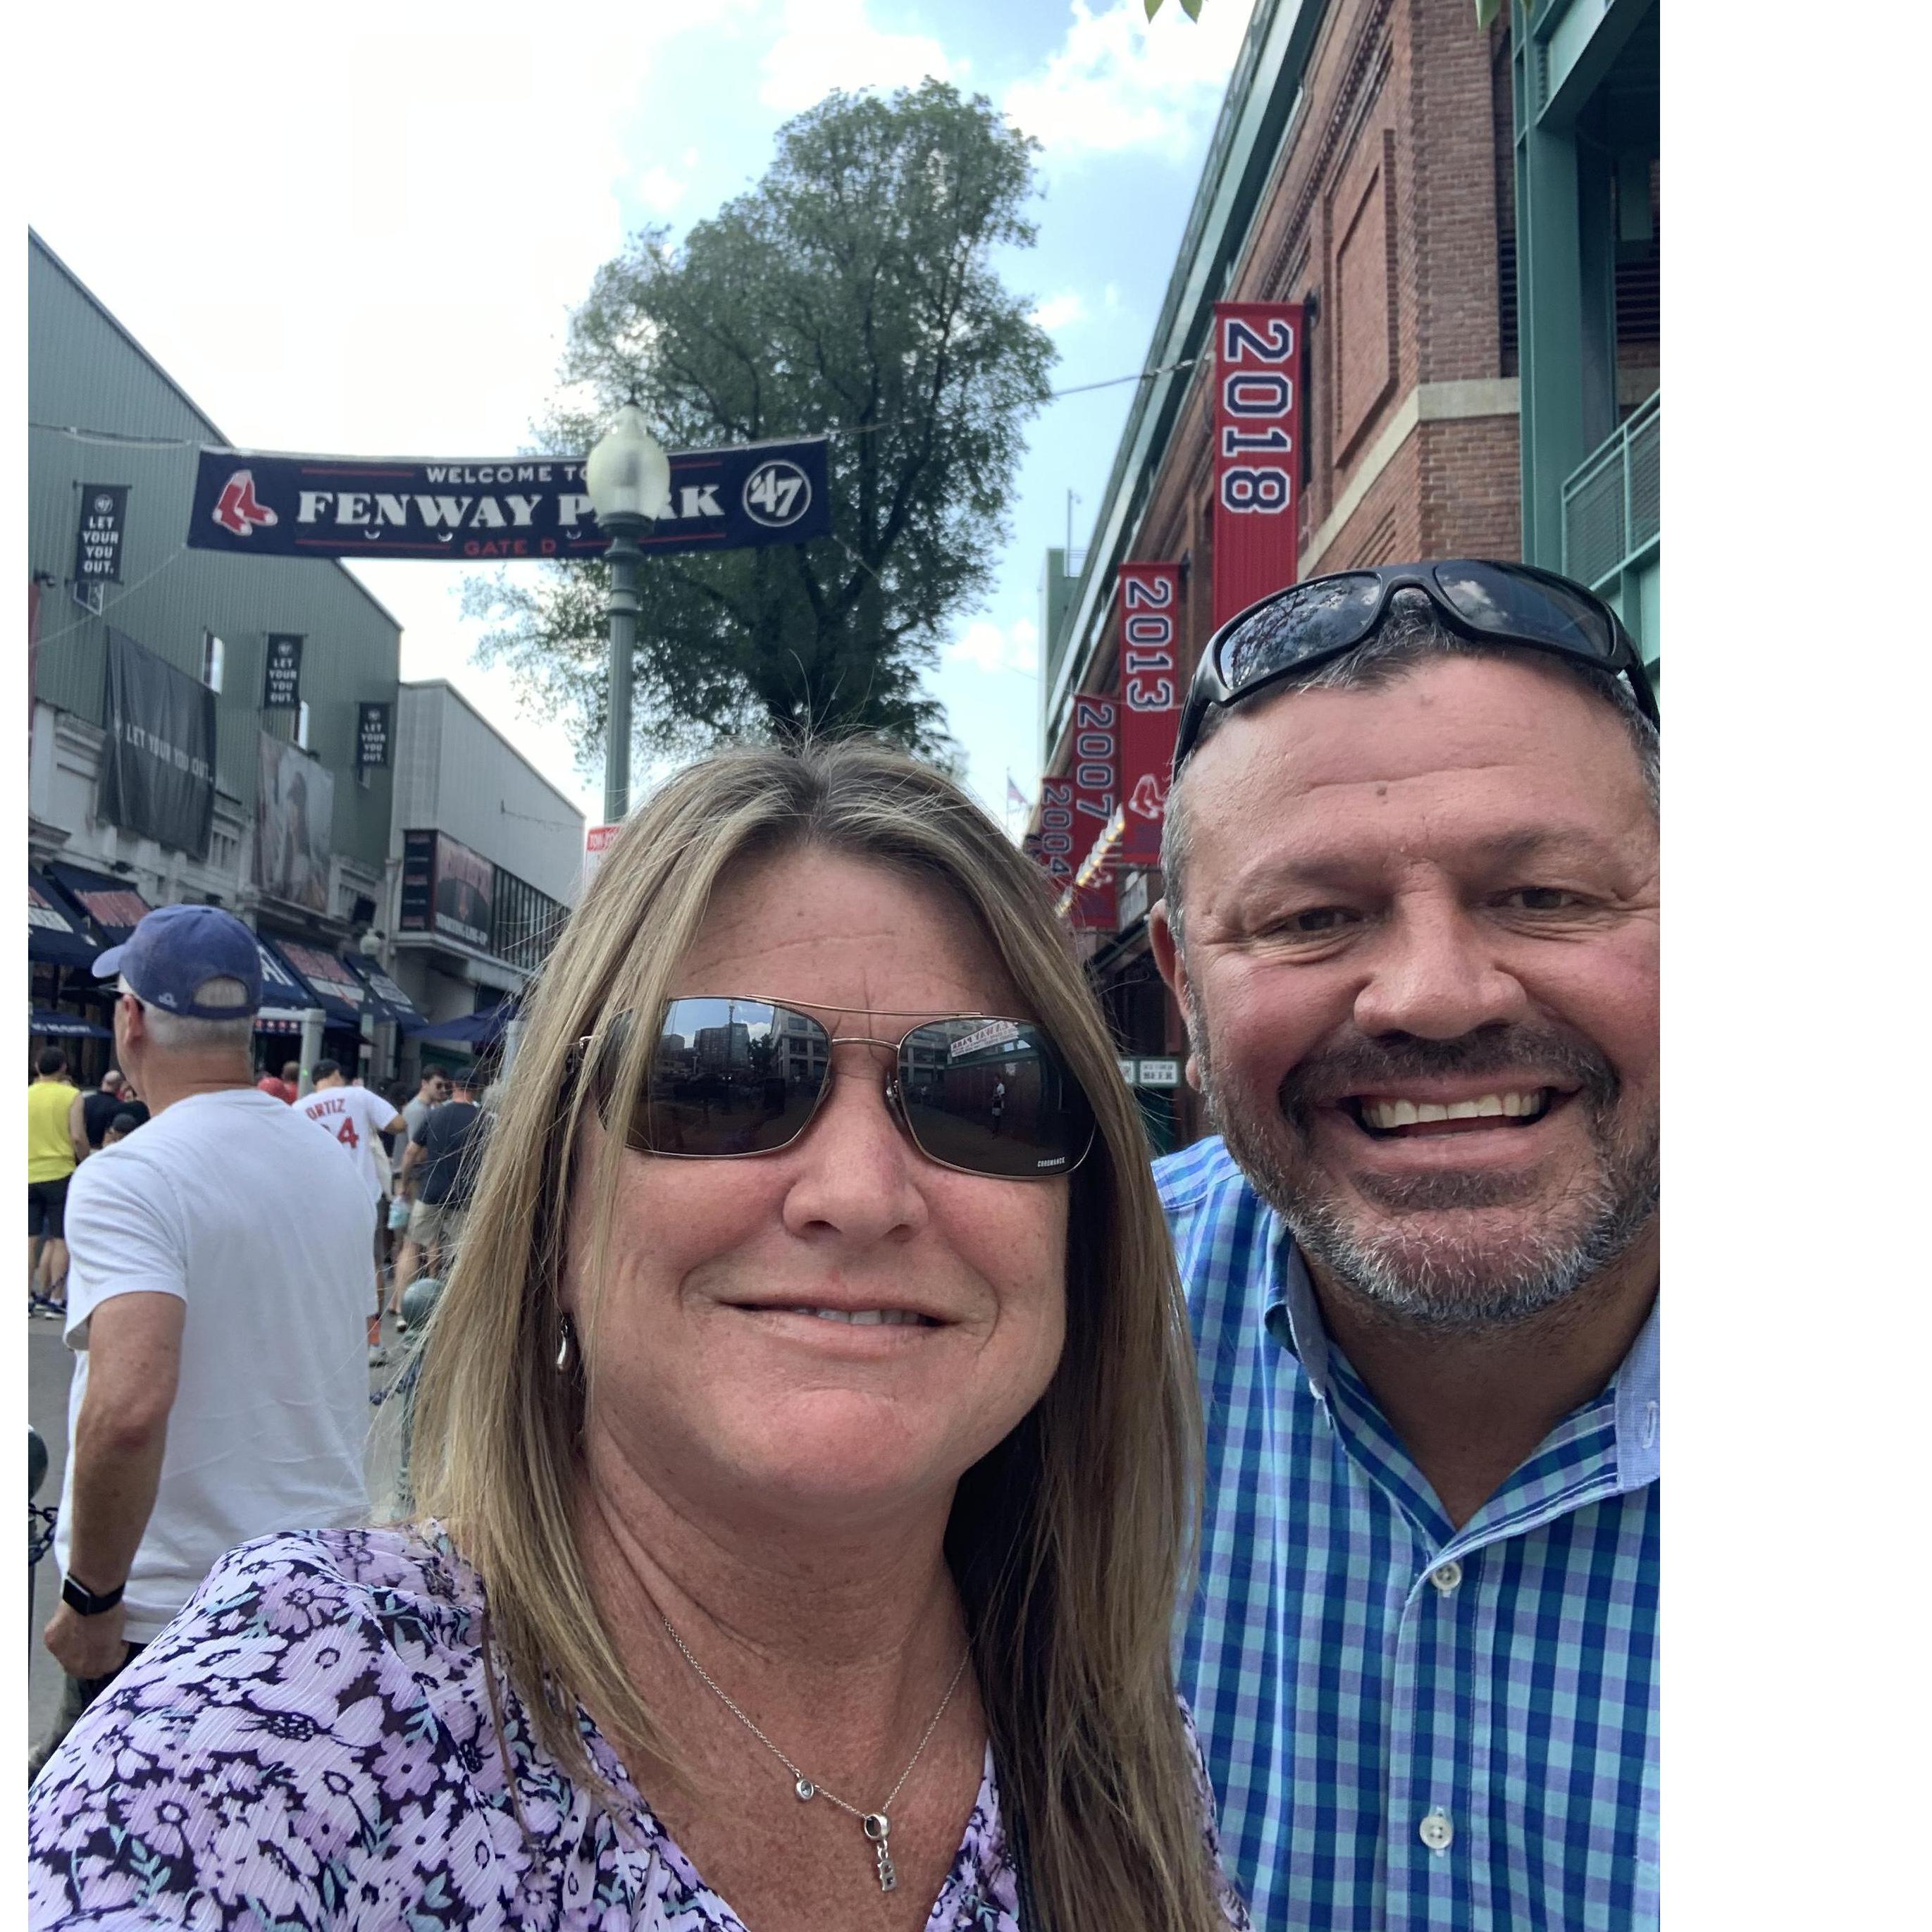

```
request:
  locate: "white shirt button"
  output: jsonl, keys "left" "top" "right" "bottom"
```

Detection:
{"left": 1418, "top": 1807, "right": 1454, "bottom": 1854}
{"left": 1428, "top": 1560, "right": 1463, "bottom": 1594}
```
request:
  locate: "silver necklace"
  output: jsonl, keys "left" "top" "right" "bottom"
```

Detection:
{"left": 660, "top": 1612, "right": 971, "bottom": 1895}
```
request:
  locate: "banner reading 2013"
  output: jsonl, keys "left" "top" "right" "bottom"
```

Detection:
{"left": 1115, "top": 562, "right": 1182, "bottom": 867}
{"left": 1212, "top": 302, "right": 1303, "bottom": 628}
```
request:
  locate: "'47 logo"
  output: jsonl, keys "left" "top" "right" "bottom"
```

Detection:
{"left": 741, "top": 459, "right": 811, "bottom": 528}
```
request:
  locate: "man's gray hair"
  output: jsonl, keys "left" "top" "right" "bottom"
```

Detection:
{"left": 120, "top": 974, "right": 256, "bottom": 1054}
{"left": 1161, "top": 593, "right": 1660, "bottom": 942}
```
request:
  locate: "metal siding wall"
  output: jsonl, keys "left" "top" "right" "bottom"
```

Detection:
{"left": 398, "top": 686, "right": 582, "bottom": 905}
{"left": 28, "top": 238, "right": 400, "bottom": 874}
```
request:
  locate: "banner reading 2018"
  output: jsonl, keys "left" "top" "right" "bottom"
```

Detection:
{"left": 1212, "top": 302, "right": 1303, "bottom": 627}
{"left": 186, "top": 438, "right": 831, "bottom": 562}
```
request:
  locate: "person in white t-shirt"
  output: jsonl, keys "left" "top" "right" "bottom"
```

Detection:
{"left": 297, "top": 1061, "right": 408, "bottom": 1366}
{"left": 32, "top": 907, "right": 374, "bottom": 1779}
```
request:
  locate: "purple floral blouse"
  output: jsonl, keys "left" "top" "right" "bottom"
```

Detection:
{"left": 28, "top": 1526, "right": 1249, "bottom": 1929}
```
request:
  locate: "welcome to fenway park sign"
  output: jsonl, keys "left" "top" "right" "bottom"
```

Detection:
{"left": 185, "top": 437, "right": 830, "bottom": 562}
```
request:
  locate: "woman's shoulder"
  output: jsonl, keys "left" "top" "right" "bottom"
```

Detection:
{"left": 26, "top": 1524, "right": 552, "bottom": 1929}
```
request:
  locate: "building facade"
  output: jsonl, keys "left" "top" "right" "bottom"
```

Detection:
{"left": 1034, "top": 0, "right": 1658, "bottom": 1148}
{"left": 384, "top": 681, "right": 582, "bottom": 1082}
{"left": 28, "top": 230, "right": 404, "bottom": 1084}
{"left": 27, "top": 231, "right": 585, "bottom": 1089}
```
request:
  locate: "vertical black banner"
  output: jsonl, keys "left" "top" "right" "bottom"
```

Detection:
{"left": 74, "top": 485, "right": 129, "bottom": 584}
{"left": 356, "top": 702, "right": 392, "bottom": 769}
{"left": 98, "top": 628, "right": 216, "bottom": 861}
{"left": 400, "top": 829, "right": 436, "bottom": 932}
{"left": 263, "top": 633, "right": 304, "bottom": 709}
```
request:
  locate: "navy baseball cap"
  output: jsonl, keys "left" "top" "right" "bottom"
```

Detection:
{"left": 93, "top": 904, "right": 264, "bottom": 1018}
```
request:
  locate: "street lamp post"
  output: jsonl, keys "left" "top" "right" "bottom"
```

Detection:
{"left": 584, "top": 403, "right": 672, "bottom": 824}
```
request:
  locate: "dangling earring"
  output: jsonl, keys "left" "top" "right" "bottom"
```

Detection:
{"left": 555, "top": 1312, "right": 578, "bottom": 1374}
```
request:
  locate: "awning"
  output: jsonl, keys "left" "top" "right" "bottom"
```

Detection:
{"left": 30, "top": 1008, "right": 113, "bottom": 1039}
{"left": 27, "top": 872, "right": 101, "bottom": 970}
{"left": 254, "top": 936, "right": 320, "bottom": 1034}
{"left": 270, "top": 936, "right": 377, "bottom": 1030}
{"left": 405, "top": 1000, "right": 516, "bottom": 1046}
{"left": 46, "top": 863, "right": 154, "bottom": 945}
{"left": 350, "top": 957, "right": 421, "bottom": 1027}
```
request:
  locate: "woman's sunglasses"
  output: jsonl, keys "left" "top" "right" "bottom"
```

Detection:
{"left": 588, "top": 997, "right": 1096, "bottom": 1181}
{"left": 1172, "top": 559, "right": 1659, "bottom": 772}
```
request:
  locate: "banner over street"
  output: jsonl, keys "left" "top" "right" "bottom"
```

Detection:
{"left": 186, "top": 438, "right": 831, "bottom": 562}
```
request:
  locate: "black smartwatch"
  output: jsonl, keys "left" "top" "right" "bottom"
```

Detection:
{"left": 61, "top": 1573, "right": 125, "bottom": 1616}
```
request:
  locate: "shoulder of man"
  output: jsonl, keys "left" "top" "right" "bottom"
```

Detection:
{"left": 1153, "top": 1134, "right": 1253, "bottom": 1218}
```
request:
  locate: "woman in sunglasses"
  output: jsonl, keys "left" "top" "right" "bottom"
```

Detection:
{"left": 29, "top": 739, "right": 1246, "bottom": 1932}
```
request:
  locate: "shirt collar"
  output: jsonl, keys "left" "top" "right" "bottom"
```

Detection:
{"left": 1260, "top": 1203, "right": 1659, "bottom": 1487}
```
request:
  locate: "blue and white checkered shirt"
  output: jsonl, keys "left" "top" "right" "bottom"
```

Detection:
{"left": 1160, "top": 1137, "right": 1659, "bottom": 1932}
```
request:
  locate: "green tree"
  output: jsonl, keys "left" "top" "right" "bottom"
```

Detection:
{"left": 466, "top": 80, "right": 1055, "bottom": 771}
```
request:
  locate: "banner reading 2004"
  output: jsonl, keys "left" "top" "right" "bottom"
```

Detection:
{"left": 186, "top": 438, "right": 831, "bottom": 562}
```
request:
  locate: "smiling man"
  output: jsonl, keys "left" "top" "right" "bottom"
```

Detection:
{"left": 1149, "top": 564, "right": 1661, "bottom": 1932}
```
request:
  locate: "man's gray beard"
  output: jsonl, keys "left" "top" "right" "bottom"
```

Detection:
{"left": 1193, "top": 1008, "right": 1659, "bottom": 1332}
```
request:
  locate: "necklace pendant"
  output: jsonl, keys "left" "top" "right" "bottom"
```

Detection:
{"left": 795, "top": 1778, "right": 816, "bottom": 1801}
{"left": 864, "top": 1813, "right": 896, "bottom": 1893}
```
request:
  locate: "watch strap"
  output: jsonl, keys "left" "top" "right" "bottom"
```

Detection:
{"left": 61, "top": 1573, "right": 125, "bottom": 1616}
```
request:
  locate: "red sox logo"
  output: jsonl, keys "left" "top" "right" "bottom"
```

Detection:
{"left": 211, "top": 469, "right": 278, "bottom": 538}
{"left": 1127, "top": 771, "right": 1167, "bottom": 821}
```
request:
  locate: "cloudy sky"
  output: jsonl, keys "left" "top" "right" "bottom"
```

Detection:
{"left": 23, "top": 0, "right": 1254, "bottom": 831}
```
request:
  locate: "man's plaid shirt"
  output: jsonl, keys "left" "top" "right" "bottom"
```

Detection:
{"left": 1160, "top": 1137, "right": 1659, "bottom": 1931}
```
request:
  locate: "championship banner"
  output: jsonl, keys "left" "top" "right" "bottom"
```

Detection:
{"left": 1115, "top": 562, "right": 1182, "bottom": 867}
{"left": 1031, "top": 781, "right": 1076, "bottom": 901}
{"left": 1067, "top": 693, "right": 1117, "bottom": 931}
{"left": 99, "top": 628, "right": 217, "bottom": 862}
{"left": 74, "top": 485, "right": 129, "bottom": 586}
{"left": 186, "top": 438, "right": 831, "bottom": 562}
{"left": 1211, "top": 302, "right": 1304, "bottom": 628}
{"left": 263, "top": 633, "right": 303, "bottom": 710}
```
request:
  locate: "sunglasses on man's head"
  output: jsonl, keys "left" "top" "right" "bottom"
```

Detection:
{"left": 1172, "top": 559, "right": 1659, "bottom": 773}
{"left": 588, "top": 997, "right": 1096, "bottom": 1181}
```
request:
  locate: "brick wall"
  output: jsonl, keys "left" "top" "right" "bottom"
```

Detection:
{"left": 1075, "top": 0, "right": 1522, "bottom": 731}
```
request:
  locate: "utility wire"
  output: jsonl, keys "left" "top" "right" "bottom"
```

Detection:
{"left": 28, "top": 356, "right": 1202, "bottom": 460}
{"left": 30, "top": 545, "right": 191, "bottom": 648}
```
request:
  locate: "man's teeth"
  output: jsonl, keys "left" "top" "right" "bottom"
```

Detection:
{"left": 785, "top": 1306, "right": 927, "bottom": 1327}
{"left": 1360, "top": 1091, "right": 1549, "bottom": 1130}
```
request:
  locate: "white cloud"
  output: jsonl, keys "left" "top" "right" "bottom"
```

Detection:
{"left": 1004, "top": 0, "right": 1257, "bottom": 162}
{"left": 635, "top": 163, "right": 689, "bottom": 213}
{"left": 757, "top": 0, "right": 960, "bottom": 114}
{"left": 948, "top": 617, "right": 1039, "bottom": 676}
{"left": 1029, "top": 290, "right": 1088, "bottom": 333}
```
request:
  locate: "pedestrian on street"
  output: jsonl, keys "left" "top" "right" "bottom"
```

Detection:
{"left": 396, "top": 1070, "right": 485, "bottom": 1289}
{"left": 1148, "top": 564, "right": 1661, "bottom": 1931}
{"left": 101, "top": 1112, "right": 141, "bottom": 1147}
{"left": 255, "top": 1059, "right": 299, "bottom": 1103}
{"left": 75, "top": 1069, "right": 128, "bottom": 1158}
{"left": 29, "top": 905, "right": 376, "bottom": 1781}
{"left": 297, "top": 1058, "right": 408, "bottom": 1365}
{"left": 27, "top": 1048, "right": 79, "bottom": 1313}
{"left": 385, "top": 1067, "right": 447, "bottom": 1320}
{"left": 25, "top": 739, "right": 1248, "bottom": 1932}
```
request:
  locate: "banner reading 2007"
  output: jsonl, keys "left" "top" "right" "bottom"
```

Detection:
{"left": 185, "top": 438, "right": 831, "bottom": 562}
{"left": 1115, "top": 562, "right": 1182, "bottom": 867}
{"left": 1212, "top": 302, "right": 1304, "bottom": 627}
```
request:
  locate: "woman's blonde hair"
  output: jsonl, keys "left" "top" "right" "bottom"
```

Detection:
{"left": 406, "top": 737, "right": 1223, "bottom": 1932}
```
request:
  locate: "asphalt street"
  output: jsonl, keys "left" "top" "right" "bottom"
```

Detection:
{"left": 27, "top": 1308, "right": 406, "bottom": 1756}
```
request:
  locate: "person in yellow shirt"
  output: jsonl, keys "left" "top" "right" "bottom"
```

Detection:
{"left": 28, "top": 1047, "right": 80, "bottom": 1312}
